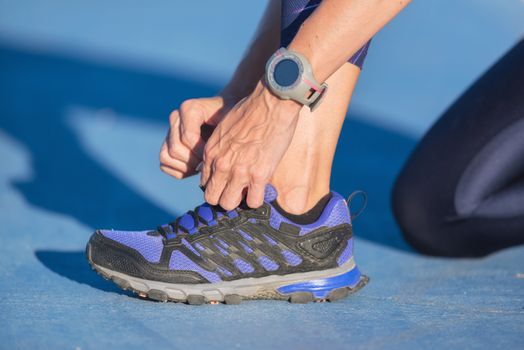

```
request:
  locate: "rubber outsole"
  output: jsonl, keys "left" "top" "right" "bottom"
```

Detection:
{"left": 86, "top": 246, "right": 369, "bottom": 305}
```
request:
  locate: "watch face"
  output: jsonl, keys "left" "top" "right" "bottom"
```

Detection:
{"left": 273, "top": 58, "right": 300, "bottom": 88}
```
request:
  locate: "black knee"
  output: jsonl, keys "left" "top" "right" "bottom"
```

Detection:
{"left": 392, "top": 168, "right": 446, "bottom": 256}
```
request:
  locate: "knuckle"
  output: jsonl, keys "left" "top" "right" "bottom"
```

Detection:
{"left": 233, "top": 165, "right": 248, "bottom": 178}
{"left": 180, "top": 99, "right": 197, "bottom": 116}
{"left": 166, "top": 145, "right": 178, "bottom": 159}
{"left": 180, "top": 131, "right": 198, "bottom": 147}
{"left": 159, "top": 150, "right": 170, "bottom": 164}
{"left": 214, "top": 158, "right": 230, "bottom": 173}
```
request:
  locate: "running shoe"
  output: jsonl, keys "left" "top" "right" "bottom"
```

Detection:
{"left": 86, "top": 185, "right": 368, "bottom": 304}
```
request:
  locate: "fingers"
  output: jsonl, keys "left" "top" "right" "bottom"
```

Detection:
{"left": 161, "top": 96, "right": 228, "bottom": 180}
{"left": 202, "top": 153, "right": 267, "bottom": 210}
{"left": 246, "top": 180, "right": 266, "bottom": 208}
{"left": 159, "top": 142, "right": 199, "bottom": 178}
{"left": 178, "top": 100, "right": 207, "bottom": 158}
{"left": 203, "top": 156, "right": 229, "bottom": 205}
{"left": 201, "top": 130, "right": 269, "bottom": 209}
{"left": 159, "top": 164, "right": 184, "bottom": 179}
{"left": 165, "top": 134, "right": 202, "bottom": 169}
{"left": 162, "top": 111, "right": 202, "bottom": 178}
{"left": 166, "top": 111, "right": 202, "bottom": 166}
{"left": 219, "top": 166, "right": 249, "bottom": 210}
{"left": 205, "top": 167, "right": 267, "bottom": 210}
{"left": 200, "top": 140, "right": 215, "bottom": 188}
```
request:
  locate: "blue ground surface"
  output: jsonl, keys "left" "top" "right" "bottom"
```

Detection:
{"left": 1, "top": 1, "right": 523, "bottom": 349}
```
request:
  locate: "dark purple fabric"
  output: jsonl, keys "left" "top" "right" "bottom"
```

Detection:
{"left": 392, "top": 39, "right": 524, "bottom": 257}
{"left": 281, "top": 0, "right": 371, "bottom": 69}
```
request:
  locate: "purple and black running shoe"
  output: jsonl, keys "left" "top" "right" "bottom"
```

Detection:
{"left": 86, "top": 185, "right": 368, "bottom": 304}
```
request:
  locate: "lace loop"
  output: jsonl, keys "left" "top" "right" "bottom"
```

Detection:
{"left": 346, "top": 190, "right": 368, "bottom": 221}
{"left": 158, "top": 204, "right": 236, "bottom": 241}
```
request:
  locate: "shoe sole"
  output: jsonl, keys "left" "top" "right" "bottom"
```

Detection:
{"left": 86, "top": 243, "right": 369, "bottom": 305}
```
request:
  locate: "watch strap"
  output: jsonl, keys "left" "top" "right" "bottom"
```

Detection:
{"left": 286, "top": 50, "right": 327, "bottom": 111}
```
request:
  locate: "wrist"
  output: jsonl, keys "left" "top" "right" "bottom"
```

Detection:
{"left": 220, "top": 82, "right": 257, "bottom": 105}
{"left": 258, "top": 83, "right": 302, "bottom": 126}
{"left": 256, "top": 79, "right": 302, "bottom": 113}
{"left": 287, "top": 43, "right": 321, "bottom": 80}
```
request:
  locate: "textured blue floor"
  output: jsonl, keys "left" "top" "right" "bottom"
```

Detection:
{"left": 1, "top": 1, "right": 523, "bottom": 349}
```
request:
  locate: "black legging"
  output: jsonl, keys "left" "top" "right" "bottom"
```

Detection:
{"left": 393, "top": 39, "right": 524, "bottom": 257}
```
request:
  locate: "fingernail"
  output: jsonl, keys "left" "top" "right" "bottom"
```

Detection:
{"left": 196, "top": 161, "right": 203, "bottom": 172}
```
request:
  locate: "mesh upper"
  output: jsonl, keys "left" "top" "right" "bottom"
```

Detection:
{"left": 282, "top": 249, "right": 302, "bottom": 266}
{"left": 239, "top": 242, "right": 253, "bottom": 254}
{"left": 238, "top": 229, "right": 253, "bottom": 241}
{"left": 262, "top": 234, "right": 278, "bottom": 246}
{"left": 234, "top": 258, "right": 254, "bottom": 273}
{"left": 258, "top": 256, "right": 279, "bottom": 271}
{"left": 217, "top": 239, "right": 229, "bottom": 248}
{"left": 216, "top": 266, "right": 232, "bottom": 277}
{"left": 169, "top": 250, "right": 221, "bottom": 283}
{"left": 181, "top": 238, "right": 200, "bottom": 257}
{"left": 264, "top": 184, "right": 278, "bottom": 202}
{"left": 100, "top": 230, "right": 163, "bottom": 263}
{"left": 214, "top": 243, "right": 229, "bottom": 256}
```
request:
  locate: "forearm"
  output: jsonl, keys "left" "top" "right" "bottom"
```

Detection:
{"left": 221, "top": 0, "right": 281, "bottom": 101}
{"left": 288, "top": 0, "right": 411, "bottom": 82}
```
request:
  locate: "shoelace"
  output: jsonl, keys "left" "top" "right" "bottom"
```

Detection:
{"left": 157, "top": 204, "right": 238, "bottom": 240}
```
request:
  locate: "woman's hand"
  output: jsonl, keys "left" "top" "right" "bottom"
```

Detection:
{"left": 201, "top": 81, "right": 302, "bottom": 210}
{"left": 160, "top": 96, "right": 233, "bottom": 179}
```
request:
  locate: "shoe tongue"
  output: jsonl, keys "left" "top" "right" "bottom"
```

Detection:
{"left": 264, "top": 184, "right": 278, "bottom": 202}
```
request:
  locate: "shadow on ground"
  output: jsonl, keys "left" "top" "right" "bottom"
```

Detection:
{"left": 35, "top": 250, "right": 133, "bottom": 296}
{"left": 1, "top": 44, "right": 217, "bottom": 230}
{"left": 1, "top": 44, "right": 416, "bottom": 289}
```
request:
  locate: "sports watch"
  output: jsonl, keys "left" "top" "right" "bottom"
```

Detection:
{"left": 265, "top": 47, "right": 328, "bottom": 111}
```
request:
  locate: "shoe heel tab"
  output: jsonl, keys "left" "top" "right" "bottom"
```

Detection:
{"left": 345, "top": 191, "right": 368, "bottom": 222}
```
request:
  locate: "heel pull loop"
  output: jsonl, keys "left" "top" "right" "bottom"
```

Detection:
{"left": 346, "top": 191, "right": 368, "bottom": 221}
